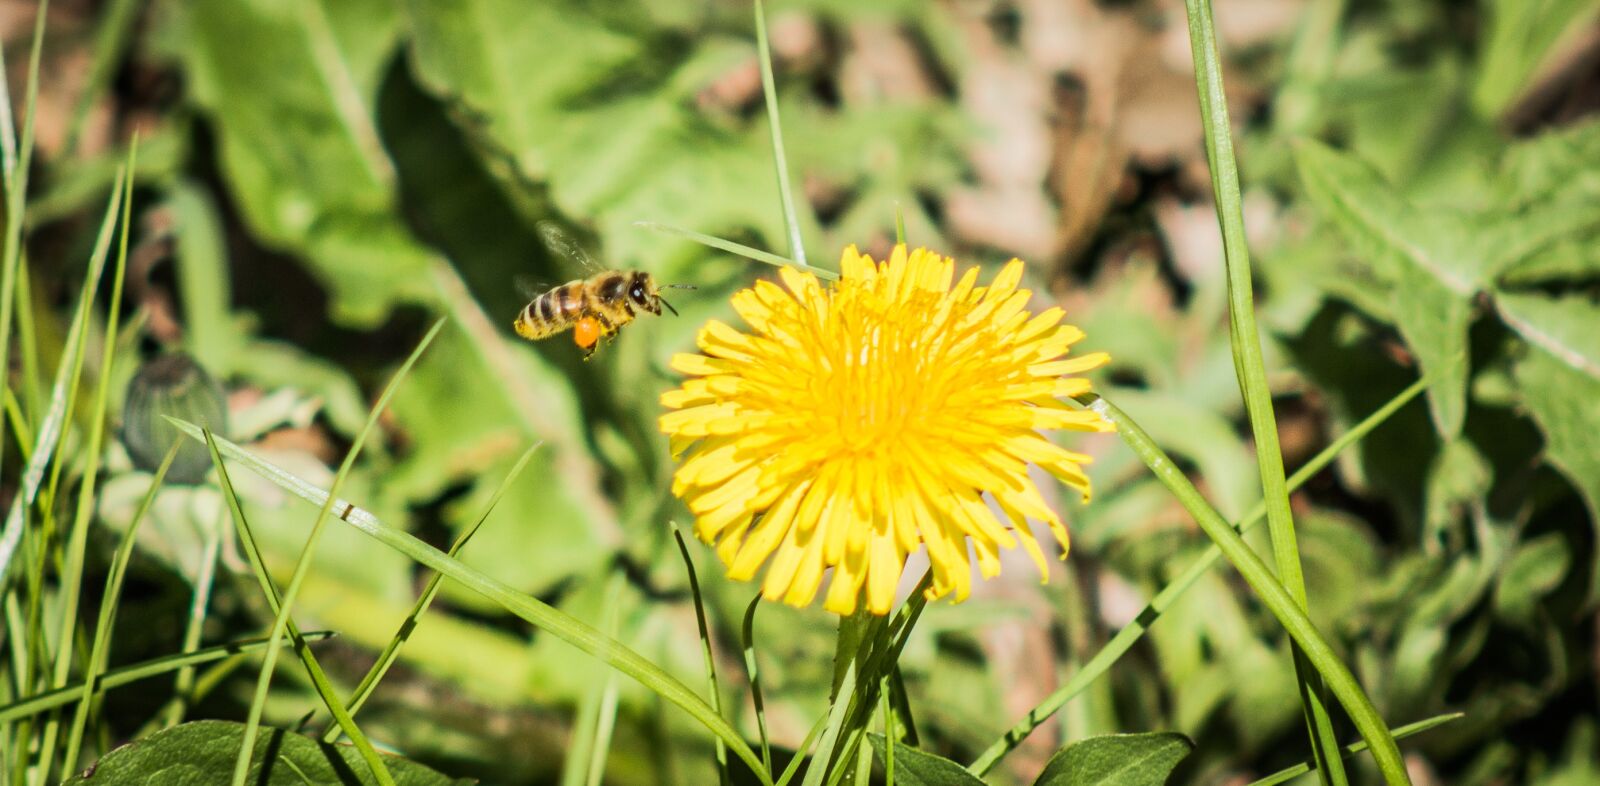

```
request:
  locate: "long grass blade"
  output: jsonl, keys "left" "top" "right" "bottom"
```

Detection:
{"left": 966, "top": 377, "right": 1428, "bottom": 775}
{"left": 43, "top": 135, "right": 139, "bottom": 782}
{"left": 753, "top": 0, "right": 806, "bottom": 266}
{"left": 205, "top": 430, "right": 395, "bottom": 786}
{"left": 0, "top": 633, "right": 335, "bottom": 723}
{"left": 166, "top": 508, "right": 224, "bottom": 728}
{"left": 674, "top": 525, "right": 731, "bottom": 786}
{"left": 1079, "top": 393, "right": 1407, "bottom": 783}
{"left": 170, "top": 418, "right": 775, "bottom": 786}
{"left": 61, "top": 443, "right": 180, "bottom": 769}
{"left": 1248, "top": 713, "right": 1464, "bottom": 786}
{"left": 1180, "top": 0, "right": 1350, "bottom": 782}
{"left": 322, "top": 442, "right": 543, "bottom": 742}
{"left": 741, "top": 594, "right": 772, "bottom": 774}
{"left": 0, "top": 0, "right": 48, "bottom": 498}
{"left": 636, "top": 221, "right": 837, "bottom": 281}
{"left": 227, "top": 318, "right": 446, "bottom": 786}
{"left": 0, "top": 168, "right": 122, "bottom": 591}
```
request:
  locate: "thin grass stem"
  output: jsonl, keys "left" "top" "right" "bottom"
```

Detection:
{"left": 1180, "top": 0, "right": 1350, "bottom": 781}
{"left": 323, "top": 442, "right": 543, "bottom": 741}
{"left": 171, "top": 420, "right": 773, "bottom": 785}
{"left": 635, "top": 222, "right": 838, "bottom": 281}
{"left": 226, "top": 318, "right": 445, "bottom": 786}
{"left": 740, "top": 593, "right": 773, "bottom": 774}
{"left": 1248, "top": 713, "right": 1464, "bottom": 786}
{"left": 1080, "top": 393, "right": 1407, "bottom": 783}
{"left": 166, "top": 509, "right": 223, "bottom": 728}
{"left": 205, "top": 431, "right": 395, "bottom": 786}
{"left": 967, "top": 378, "right": 1427, "bottom": 775}
{"left": 0, "top": 633, "right": 335, "bottom": 724}
{"left": 43, "top": 135, "right": 139, "bottom": 782}
{"left": 674, "top": 526, "right": 732, "bottom": 785}
{"left": 0, "top": 0, "right": 48, "bottom": 509}
{"left": 62, "top": 443, "right": 180, "bottom": 770}
{"left": 753, "top": 0, "right": 807, "bottom": 266}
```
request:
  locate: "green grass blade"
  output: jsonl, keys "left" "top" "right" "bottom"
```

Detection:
{"left": 0, "top": 0, "right": 47, "bottom": 485}
{"left": 15, "top": 259, "right": 44, "bottom": 425}
{"left": 322, "top": 442, "right": 543, "bottom": 742}
{"left": 226, "top": 317, "right": 446, "bottom": 786}
{"left": 775, "top": 712, "right": 832, "bottom": 786}
{"left": 1080, "top": 393, "right": 1407, "bottom": 784}
{"left": 753, "top": 0, "right": 806, "bottom": 266}
{"left": 569, "top": 570, "right": 626, "bottom": 786}
{"left": 885, "top": 666, "right": 917, "bottom": 747}
{"left": 0, "top": 167, "right": 121, "bottom": 592}
{"left": 1248, "top": 713, "right": 1465, "bottom": 786}
{"left": 204, "top": 430, "right": 395, "bottom": 786}
{"left": 741, "top": 593, "right": 772, "bottom": 774}
{"left": 62, "top": 0, "right": 140, "bottom": 154}
{"left": 0, "top": 632, "right": 335, "bottom": 723}
{"left": 966, "top": 376, "right": 1428, "bottom": 776}
{"left": 636, "top": 222, "right": 838, "bottom": 281}
{"left": 673, "top": 525, "right": 731, "bottom": 786}
{"left": 1181, "top": 0, "right": 1349, "bottom": 781}
{"left": 169, "top": 419, "right": 774, "bottom": 786}
{"left": 166, "top": 508, "right": 223, "bottom": 728}
{"left": 585, "top": 678, "right": 621, "bottom": 786}
{"left": 62, "top": 443, "right": 180, "bottom": 769}
{"left": 43, "top": 135, "right": 139, "bottom": 781}
{"left": 800, "top": 657, "right": 858, "bottom": 786}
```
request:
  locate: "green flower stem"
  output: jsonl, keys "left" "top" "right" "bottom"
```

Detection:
{"left": 968, "top": 378, "right": 1426, "bottom": 776}
{"left": 1181, "top": 0, "right": 1349, "bottom": 781}
{"left": 1081, "top": 393, "right": 1408, "bottom": 785}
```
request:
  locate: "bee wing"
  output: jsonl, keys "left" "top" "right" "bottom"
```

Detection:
{"left": 513, "top": 275, "right": 550, "bottom": 301}
{"left": 536, "top": 220, "right": 604, "bottom": 274}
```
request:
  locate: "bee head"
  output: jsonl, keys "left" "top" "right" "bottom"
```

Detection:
{"left": 629, "top": 272, "right": 661, "bottom": 314}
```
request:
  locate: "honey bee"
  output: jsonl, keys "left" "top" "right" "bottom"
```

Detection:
{"left": 513, "top": 222, "right": 692, "bottom": 358}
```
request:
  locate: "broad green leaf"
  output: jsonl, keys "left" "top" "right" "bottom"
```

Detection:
{"left": 170, "top": 0, "right": 435, "bottom": 324}
{"left": 1498, "top": 119, "right": 1600, "bottom": 207}
{"left": 1472, "top": 0, "right": 1600, "bottom": 117}
{"left": 864, "top": 735, "right": 986, "bottom": 786}
{"left": 1391, "top": 263, "right": 1471, "bottom": 438}
{"left": 403, "top": 0, "right": 791, "bottom": 268}
{"left": 1032, "top": 733, "right": 1194, "bottom": 786}
{"left": 65, "top": 720, "right": 469, "bottom": 785}
{"left": 169, "top": 181, "right": 243, "bottom": 375}
{"left": 1295, "top": 141, "right": 1475, "bottom": 437}
{"left": 1499, "top": 236, "right": 1600, "bottom": 286}
{"left": 1494, "top": 532, "right": 1571, "bottom": 622}
{"left": 1513, "top": 346, "right": 1600, "bottom": 603}
{"left": 1494, "top": 290, "right": 1600, "bottom": 381}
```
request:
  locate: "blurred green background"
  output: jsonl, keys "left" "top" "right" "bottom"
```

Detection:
{"left": 11, "top": 0, "right": 1600, "bottom": 783}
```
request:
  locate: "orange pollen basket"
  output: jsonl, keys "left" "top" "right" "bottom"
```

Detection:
{"left": 573, "top": 317, "right": 602, "bottom": 348}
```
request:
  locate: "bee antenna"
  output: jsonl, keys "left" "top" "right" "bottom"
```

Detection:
{"left": 659, "top": 297, "right": 680, "bottom": 317}
{"left": 662, "top": 283, "right": 697, "bottom": 291}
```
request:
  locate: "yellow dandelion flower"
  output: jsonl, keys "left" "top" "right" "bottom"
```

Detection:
{"left": 660, "top": 245, "right": 1112, "bottom": 616}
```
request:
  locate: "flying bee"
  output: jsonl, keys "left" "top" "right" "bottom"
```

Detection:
{"left": 513, "top": 222, "right": 693, "bottom": 358}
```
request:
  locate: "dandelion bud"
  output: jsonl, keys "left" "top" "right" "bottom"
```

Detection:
{"left": 123, "top": 352, "right": 228, "bottom": 485}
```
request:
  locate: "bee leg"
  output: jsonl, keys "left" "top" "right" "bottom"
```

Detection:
{"left": 583, "top": 313, "right": 617, "bottom": 361}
